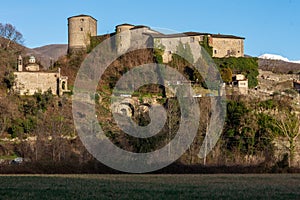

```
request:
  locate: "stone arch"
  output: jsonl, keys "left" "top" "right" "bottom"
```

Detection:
{"left": 138, "top": 103, "right": 151, "bottom": 113}
{"left": 121, "top": 102, "right": 135, "bottom": 116}
{"left": 112, "top": 103, "right": 134, "bottom": 117}
{"left": 58, "top": 75, "right": 69, "bottom": 96}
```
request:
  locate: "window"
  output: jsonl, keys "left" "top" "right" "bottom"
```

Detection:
{"left": 80, "top": 18, "right": 84, "bottom": 22}
{"left": 80, "top": 27, "right": 83, "bottom": 31}
{"left": 190, "top": 37, "right": 195, "bottom": 43}
{"left": 62, "top": 81, "right": 66, "bottom": 90}
{"left": 121, "top": 108, "right": 127, "bottom": 115}
{"left": 214, "top": 50, "right": 217, "bottom": 54}
{"left": 238, "top": 51, "right": 240, "bottom": 53}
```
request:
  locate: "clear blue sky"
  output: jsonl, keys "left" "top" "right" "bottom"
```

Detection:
{"left": 1, "top": 0, "right": 299, "bottom": 60}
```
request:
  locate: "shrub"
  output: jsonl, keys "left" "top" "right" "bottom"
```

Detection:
{"left": 33, "top": 89, "right": 53, "bottom": 112}
{"left": 214, "top": 57, "right": 259, "bottom": 88}
{"left": 3, "top": 71, "right": 15, "bottom": 89}
{"left": 199, "top": 35, "right": 213, "bottom": 57}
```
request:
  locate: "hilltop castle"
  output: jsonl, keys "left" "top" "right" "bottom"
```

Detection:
{"left": 67, "top": 14, "right": 245, "bottom": 61}
{"left": 11, "top": 15, "right": 246, "bottom": 96}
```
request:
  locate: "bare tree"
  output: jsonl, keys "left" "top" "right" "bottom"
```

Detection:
{"left": 274, "top": 111, "right": 300, "bottom": 167}
{"left": 0, "top": 23, "right": 24, "bottom": 49}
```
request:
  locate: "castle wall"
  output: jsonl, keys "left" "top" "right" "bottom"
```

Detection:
{"left": 67, "top": 14, "right": 244, "bottom": 61}
{"left": 155, "top": 37, "right": 189, "bottom": 63}
{"left": 13, "top": 72, "right": 59, "bottom": 95}
{"left": 116, "top": 27, "right": 157, "bottom": 54}
{"left": 211, "top": 37, "right": 244, "bottom": 58}
{"left": 154, "top": 36, "right": 201, "bottom": 63}
{"left": 130, "top": 28, "right": 156, "bottom": 49}
{"left": 116, "top": 30, "right": 132, "bottom": 54}
{"left": 68, "top": 15, "right": 97, "bottom": 52}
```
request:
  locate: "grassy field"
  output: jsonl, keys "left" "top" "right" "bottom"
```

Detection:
{"left": 0, "top": 174, "right": 299, "bottom": 199}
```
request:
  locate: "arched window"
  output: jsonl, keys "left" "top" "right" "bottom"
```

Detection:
{"left": 62, "top": 81, "right": 66, "bottom": 90}
{"left": 120, "top": 108, "right": 127, "bottom": 115}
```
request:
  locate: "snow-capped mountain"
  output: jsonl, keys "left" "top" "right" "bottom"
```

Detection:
{"left": 258, "top": 54, "right": 300, "bottom": 64}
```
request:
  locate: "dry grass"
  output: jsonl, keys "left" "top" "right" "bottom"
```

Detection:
{"left": 0, "top": 174, "right": 299, "bottom": 199}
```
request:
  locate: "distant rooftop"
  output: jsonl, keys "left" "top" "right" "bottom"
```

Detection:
{"left": 144, "top": 31, "right": 245, "bottom": 39}
{"left": 116, "top": 23, "right": 135, "bottom": 27}
{"left": 68, "top": 14, "right": 97, "bottom": 21}
{"left": 143, "top": 32, "right": 190, "bottom": 38}
{"left": 184, "top": 32, "right": 245, "bottom": 39}
{"left": 130, "top": 25, "right": 150, "bottom": 30}
{"left": 209, "top": 33, "right": 245, "bottom": 39}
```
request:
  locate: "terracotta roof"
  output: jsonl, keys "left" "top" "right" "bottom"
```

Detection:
{"left": 68, "top": 14, "right": 97, "bottom": 21}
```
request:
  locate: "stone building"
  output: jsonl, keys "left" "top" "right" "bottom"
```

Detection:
{"left": 67, "top": 14, "right": 245, "bottom": 60}
{"left": 13, "top": 56, "right": 69, "bottom": 96}
{"left": 232, "top": 74, "right": 248, "bottom": 95}
{"left": 209, "top": 34, "right": 244, "bottom": 58}
{"left": 178, "top": 32, "right": 244, "bottom": 58}
{"left": 25, "top": 56, "right": 40, "bottom": 71}
{"left": 115, "top": 23, "right": 159, "bottom": 54}
{"left": 147, "top": 32, "right": 202, "bottom": 63}
{"left": 68, "top": 14, "right": 97, "bottom": 53}
{"left": 293, "top": 80, "right": 300, "bottom": 94}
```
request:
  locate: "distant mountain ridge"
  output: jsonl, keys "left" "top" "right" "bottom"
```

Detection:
{"left": 0, "top": 36, "right": 67, "bottom": 69}
{"left": 27, "top": 44, "right": 67, "bottom": 69}
{"left": 258, "top": 54, "right": 300, "bottom": 74}
{"left": 258, "top": 53, "right": 300, "bottom": 64}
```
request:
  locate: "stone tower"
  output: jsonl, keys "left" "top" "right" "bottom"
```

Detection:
{"left": 17, "top": 55, "right": 23, "bottom": 71}
{"left": 115, "top": 24, "right": 134, "bottom": 54}
{"left": 68, "top": 14, "right": 97, "bottom": 53}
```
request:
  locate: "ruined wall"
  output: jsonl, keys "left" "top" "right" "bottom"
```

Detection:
{"left": 211, "top": 37, "right": 244, "bottom": 58}
{"left": 14, "top": 72, "right": 59, "bottom": 95}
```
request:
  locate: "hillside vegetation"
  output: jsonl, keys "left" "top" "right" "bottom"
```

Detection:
{"left": 0, "top": 33, "right": 299, "bottom": 173}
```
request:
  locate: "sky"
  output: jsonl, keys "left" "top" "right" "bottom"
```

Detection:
{"left": 0, "top": 0, "right": 300, "bottom": 60}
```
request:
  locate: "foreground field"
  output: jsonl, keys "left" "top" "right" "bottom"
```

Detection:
{"left": 0, "top": 174, "right": 299, "bottom": 199}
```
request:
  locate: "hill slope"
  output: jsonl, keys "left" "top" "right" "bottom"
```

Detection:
{"left": 27, "top": 44, "right": 67, "bottom": 69}
{"left": 258, "top": 58, "right": 300, "bottom": 74}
